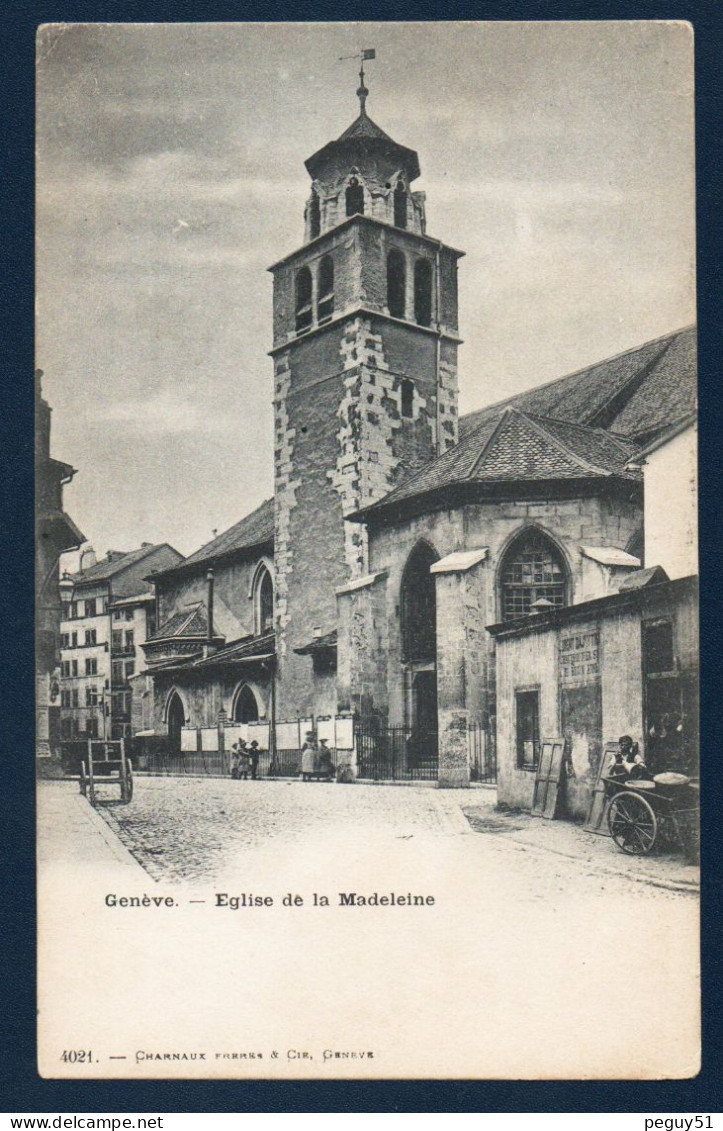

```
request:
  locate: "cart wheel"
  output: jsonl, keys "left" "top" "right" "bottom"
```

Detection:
{"left": 79, "top": 763, "right": 87, "bottom": 797}
{"left": 608, "top": 792, "right": 658, "bottom": 855}
{"left": 123, "top": 763, "right": 134, "bottom": 804}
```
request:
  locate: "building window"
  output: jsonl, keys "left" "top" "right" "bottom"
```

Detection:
{"left": 85, "top": 598, "right": 96, "bottom": 617}
{"left": 112, "top": 661, "right": 123, "bottom": 684}
{"left": 61, "top": 634, "right": 69, "bottom": 649}
{"left": 85, "top": 658, "right": 98, "bottom": 676}
{"left": 113, "top": 610, "right": 122, "bottom": 621}
{"left": 308, "top": 190, "right": 321, "bottom": 240}
{"left": 345, "top": 177, "right": 364, "bottom": 217}
{"left": 317, "top": 255, "right": 334, "bottom": 324}
{"left": 71, "top": 688, "right": 79, "bottom": 708}
{"left": 61, "top": 717, "right": 72, "bottom": 739}
{"left": 62, "top": 603, "right": 70, "bottom": 621}
{"left": 86, "top": 686, "right": 98, "bottom": 707}
{"left": 643, "top": 621, "right": 675, "bottom": 675}
{"left": 71, "top": 631, "right": 78, "bottom": 648}
{"left": 125, "top": 661, "right": 135, "bottom": 679}
{"left": 414, "top": 258, "right": 433, "bottom": 327}
{"left": 500, "top": 529, "right": 568, "bottom": 621}
{"left": 61, "top": 690, "right": 71, "bottom": 708}
{"left": 112, "top": 630, "right": 123, "bottom": 651}
{"left": 86, "top": 717, "right": 99, "bottom": 739}
{"left": 516, "top": 690, "right": 540, "bottom": 769}
{"left": 61, "top": 661, "right": 70, "bottom": 678}
{"left": 125, "top": 608, "right": 133, "bottom": 621}
{"left": 70, "top": 602, "right": 78, "bottom": 619}
{"left": 394, "top": 180, "right": 408, "bottom": 229}
{"left": 85, "top": 629, "right": 97, "bottom": 646}
{"left": 387, "top": 249, "right": 406, "bottom": 319}
{"left": 400, "top": 378, "right": 414, "bottom": 419}
{"left": 233, "top": 684, "right": 259, "bottom": 723}
{"left": 295, "top": 266, "right": 313, "bottom": 334}
{"left": 400, "top": 541, "right": 438, "bottom": 663}
{"left": 253, "top": 564, "right": 275, "bottom": 635}
{"left": 125, "top": 630, "right": 134, "bottom": 651}
{"left": 71, "top": 659, "right": 78, "bottom": 677}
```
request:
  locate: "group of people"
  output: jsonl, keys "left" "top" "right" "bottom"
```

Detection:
{"left": 230, "top": 738, "right": 260, "bottom": 780}
{"left": 606, "top": 734, "right": 653, "bottom": 782}
{"left": 300, "top": 731, "right": 335, "bottom": 781}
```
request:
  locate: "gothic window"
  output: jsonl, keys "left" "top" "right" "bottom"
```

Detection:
{"left": 394, "top": 180, "right": 408, "bottom": 229}
{"left": 345, "top": 177, "right": 364, "bottom": 217}
{"left": 295, "top": 266, "right": 313, "bottom": 334}
{"left": 254, "top": 564, "right": 274, "bottom": 635}
{"left": 167, "top": 691, "right": 185, "bottom": 750}
{"left": 401, "top": 541, "right": 438, "bottom": 663}
{"left": 387, "top": 249, "right": 406, "bottom": 320}
{"left": 233, "top": 684, "right": 259, "bottom": 724}
{"left": 414, "top": 258, "right": 433, "bottom": 327}
{"left": 500, "top": 529, "right": 568, "bottom": 621}
{"left": 317, "top": 255, "right": 334, "bottom": 324}
{"left": 308, "top": 190, "right": 321, "bottom": 240}
{"left": 400, "top": 378, "right": 414, "bottom": 418}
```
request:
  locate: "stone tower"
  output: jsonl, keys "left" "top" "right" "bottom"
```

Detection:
{"left": 270, "top": 71, "right": 464, "bottom": 717}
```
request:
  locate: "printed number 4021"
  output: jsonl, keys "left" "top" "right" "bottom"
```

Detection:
{"left": 61, "top": 1050, "right": 93, "bottom": 1063}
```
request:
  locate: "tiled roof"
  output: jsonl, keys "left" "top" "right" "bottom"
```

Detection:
{"left": 294, "top": 629, "right": 338, "bottom": 656}
{"left": 459, "top": 326, "right": 696, "bottom": 443}
{"left": 70, "top": 543, "right": 164, "bottom": 586}
{"left": 338, "top": 112, "right": 393, "bottom": 143}
{"left": 306, "top": 112, "right": 421, "bottom": 182}
{"left": 193, "top": 631, "right": 276, "bottom": 669}
{"left": 152, "top": 498, "right": 274, "bottom": 581}
{"left": 150, "top": 603, "right": 209, "bottom": 641}
{"left": 357, "top": 408, "right": 641, "bottom": 518}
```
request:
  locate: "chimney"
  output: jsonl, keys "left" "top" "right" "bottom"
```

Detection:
{"left": 206, "top": 568, "right": 215, "bottom": 641}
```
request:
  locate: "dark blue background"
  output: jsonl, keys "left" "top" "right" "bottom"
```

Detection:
{"left": 4, "top": 1, "right": 721, "bottom": 1113}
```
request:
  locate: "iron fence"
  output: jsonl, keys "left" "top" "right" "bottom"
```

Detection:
{"left": 354, "top": 722, "right": 439, "bottom": 781}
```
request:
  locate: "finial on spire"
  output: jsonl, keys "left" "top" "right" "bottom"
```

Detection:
{"left": 339, "top": 48, "right": 376, "bottom": 116}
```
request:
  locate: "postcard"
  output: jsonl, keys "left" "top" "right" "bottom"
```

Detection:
{"left": 36, "top": 20, "right": 699, "bottom": 1080}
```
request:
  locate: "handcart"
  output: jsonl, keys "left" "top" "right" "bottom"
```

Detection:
{"left": 79, "top": 738, "right": 134, "bottom": 807}
{"left": 604, "top": 773, "right": 699, "bottom": 861}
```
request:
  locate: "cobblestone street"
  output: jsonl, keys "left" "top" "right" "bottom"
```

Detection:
{"left": 62, "top": 774, "right": 701, "bottom": 898}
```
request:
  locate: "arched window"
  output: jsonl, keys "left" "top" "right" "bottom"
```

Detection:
{"left": 295, "top": 266, "right": 313, "bottom": 334}
{"left": 308, "top": 190, "right": 320, "bottom": 240}
{"left": 253, "top": 564, "right": 274, "bottom": 635}
{"left": 387, "top": 249, "right": 406, "bottom": 320}
{"left": 500, "top": 529, "right": 568, "bottom": 621}
{"left": 414, "top": 258, "right": 433, "bottom": 327}
{"left": 394, "top": 180, "right": 408, "bottom": 229}
{"left": 401, "top": 541, "right": 438, "bottom": 663}
{"left": 317, "top": 255, "right": 334, "bottom": 324}
{"left": 233, "top": 684, "right": 259, "bottom": 724}
{"left": 345, "top": 177, "right": 364, "bottom": 217}
{"left": 167, "top": 691, "right": 185, "bottom": 751}
{"left": 400, "top": 378, "right": 414, "bottom": 418}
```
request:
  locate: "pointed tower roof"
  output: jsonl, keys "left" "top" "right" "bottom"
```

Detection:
{"left": 305, "top": 91, "right": 420, "bottom": 183}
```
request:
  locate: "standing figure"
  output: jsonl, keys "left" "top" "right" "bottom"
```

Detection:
{"left": 300, "top": 731, "right": 318, "bottom": 782}
{"left": 248, "top": 741, "right": 260, "bottom": 780}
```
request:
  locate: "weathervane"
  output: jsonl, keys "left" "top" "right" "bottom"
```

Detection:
{"left": 339, "top": 48, "right": 376, "bottom": 115}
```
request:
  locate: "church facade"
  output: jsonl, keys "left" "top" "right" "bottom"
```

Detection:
{"left": 138, "top": 80, "right": 697, "bottom": 790}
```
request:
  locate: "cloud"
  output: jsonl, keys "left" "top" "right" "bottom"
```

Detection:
{"left": 101, "top": 389, "right": 236, "bottom": 437}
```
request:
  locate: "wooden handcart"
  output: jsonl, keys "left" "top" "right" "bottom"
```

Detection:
{"left": 79, "top": 739, "right": 134, "bottom": 807}
{"left": 604, "top": 775, "right": 699, "bottom": 861}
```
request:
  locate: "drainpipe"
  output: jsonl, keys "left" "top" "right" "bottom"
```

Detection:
{"left": 206, "top": 568, "right": 215, "bottom": 643}
{"left": 434, "top": 241, "right": 442, "bottom": 457}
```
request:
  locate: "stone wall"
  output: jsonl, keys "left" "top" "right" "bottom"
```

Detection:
{"left": 156, "top": 552, "right": 268, "bottom": 644}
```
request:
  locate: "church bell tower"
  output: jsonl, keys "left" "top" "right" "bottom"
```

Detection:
{"left": 270, "top": 62, "right": 464, "bottom": 716}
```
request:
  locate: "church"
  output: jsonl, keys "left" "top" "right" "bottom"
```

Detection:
{"left": 134, "top": 70, "right": 697, "bottom": 796}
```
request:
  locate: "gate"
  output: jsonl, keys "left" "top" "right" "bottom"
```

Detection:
{"left": 354, "top": 721, "right": 439, "bottom": 781}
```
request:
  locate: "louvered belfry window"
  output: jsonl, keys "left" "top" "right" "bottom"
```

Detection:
{"left": 501, "top": 530, "right": 567, "bottom": 621}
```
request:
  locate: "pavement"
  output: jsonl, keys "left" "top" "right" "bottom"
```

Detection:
{"left": 37, "top": 775, "right": 699, "bottom": 894}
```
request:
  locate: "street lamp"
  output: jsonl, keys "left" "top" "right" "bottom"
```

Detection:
{"left": 58, "top": 571, "right": 75, "bottom": 603}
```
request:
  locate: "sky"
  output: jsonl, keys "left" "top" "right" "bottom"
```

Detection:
{"left": 36, "top": 21, "right": 695, "bottom": 559}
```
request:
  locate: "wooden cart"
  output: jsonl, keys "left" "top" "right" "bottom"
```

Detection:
{"left": 604, "top": 776, "right": 699, "bottom": 861}
{"left": 79, "top": 739, "right": 134, "bottom": 807}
